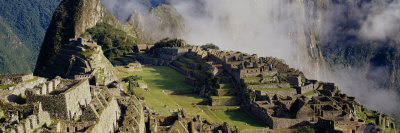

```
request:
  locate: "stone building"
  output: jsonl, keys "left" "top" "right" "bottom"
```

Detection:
{"left": 0, "top": 101, "right": 51, "bottom": 133}
{"left": 0, "top": 73, "right": 34, "bottom": 85}
{"left": 26, "top": 79, "right": 92, "bottom": 120}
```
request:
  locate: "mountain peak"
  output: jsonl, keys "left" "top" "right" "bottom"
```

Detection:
{"left": 34, "top": 0, "right": 119, "bottom": 77}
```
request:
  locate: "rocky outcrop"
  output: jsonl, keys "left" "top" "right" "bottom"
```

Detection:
{"left": 34, "top": 0, "right": 120, "bottom": 77}
{"left": 127, "top": 4, "right": 187, "bottom": 43}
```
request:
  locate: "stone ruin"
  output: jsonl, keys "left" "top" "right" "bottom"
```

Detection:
{"left": 1, "top": 36, "right": 396, "bottom": 132}
{"left": 35, "top": 36, "right": 118, "bottom": 86}
{"left": 0, "top": 73, "right": 34, "bottom": 85}
{"left": 0, "top": 101, "right": 51, "bottom": 133}
{"left": 147, "top": 109, "right": 237, "bottom": 133}
{"left": 135, "top": 45, "right": 397, "bottom": 132}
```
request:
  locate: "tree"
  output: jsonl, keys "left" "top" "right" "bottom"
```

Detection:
{"left": 122, "top": 75, "right": 142, "bottom": 82}
{"left": 201, "top": 43, "right": 220, "bottom": 50}
{"left": 292, "top": 126, "right": 315, "bottom": 133}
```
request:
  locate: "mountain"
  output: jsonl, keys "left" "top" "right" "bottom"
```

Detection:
{"left": 34, "top": 0, "right": 121, "bottom": 77}
{"left": 0, "top": 0, "right": 62, "bottom": 73}
{"left": 126, "top": 4, "right": 187, "bottom": 43}
{"left": 0, "top": 16, "right": 32, "bottom": 73}
{"left": 7, "top": 0, "right": 396, "bottom": 132}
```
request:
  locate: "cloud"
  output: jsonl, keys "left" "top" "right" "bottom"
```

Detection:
{"left": 169, "top": 0, "right": 400, "bottom": 114}
{"left": 359, "top": 0, "right": 400, "bottom": 40}
{"left": 101, "top": 0, "right": 400, "bottom": 114}
{"left": 101, "top": 0, "right": 152, "bottom": 21}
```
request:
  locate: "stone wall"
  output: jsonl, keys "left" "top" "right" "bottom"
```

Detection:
{"left": 117, "top": 97, "right": 145, "bottom": 133}
{"left": 249, "top": 103, "right": 273, "bottom": 127}
{"left": 89, "top": 97, "right": 121, "bottom": 133}
{"left": 30, "top": 78, "right": 61, "bottom": 95}
{"left": 26, "top": 79, "right": 91, "bottom": 120}
{"left": 270, "top": 117, "right": 310, "bottom": 129}
{"left": 178, "top": 57, "right": 201, "bottom": 70}
{"left": 159, "top": 53, "right": 179, "bottom": 61}
{"left": 0, "top": 73, "right": 34, "bottom": 85}
{"left": 296, "top": 83, "right": 314, "bottom": 94}
{"left": 26, "top": 91, "right": 67, "bottom": 119}
{"left": 216, "top": 89, "right": 235, "bottom": 96}
{"left": 5, "top": 77, "right": 47, "bottom": 99}
{"left": 63, "top": 79, "right": 92, "bottom": 120}
{"left": 255, "top": 89, "right": 297, "bottom": 100}
{"left": 247, "top": 83, "right": 290, "bottom": 90}
{"left": 239, "top": 69, "right": 277, "bottom": 78}
{"left": 7, "top": 103, "right": 51, "bottom": 133}
{"left": 211, "top": 97, "right": 239, "bottom": 106}
{"left": 55, "top": 120, "right": 95, "bottom": 132}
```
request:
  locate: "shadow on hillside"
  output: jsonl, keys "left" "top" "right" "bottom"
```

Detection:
{"left": 225, "top": 109, "right": 267, "bottom": 128}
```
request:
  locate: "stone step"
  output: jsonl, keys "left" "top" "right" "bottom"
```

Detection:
{"left": 210, "top": 96, "right": 239, "bottom": 106}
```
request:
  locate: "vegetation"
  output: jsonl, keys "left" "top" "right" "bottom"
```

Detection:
{"left": 86, "top": 23, "right": 137, "bottom": 61}
{"left": 149, "top": 38, "right": 186, "bottom": 55}
{"left": 201, "top": 43, "right": 220, "bottom": 50}
{"left": 292, "top": 126, "right": 315, "bottom": 133}
{"left": 245, "top": 89, "right": 255, "bottom": 103}
{"left": 81, "top": 50, "right": 94, "bottom": 58}
{"left": 116, "top": 65, "right": 264, "bottom": 129}
{"left": 303, "top": 90, "right": 316, "bottom": 96}
{"left": 0, "top": 84, "right": 14, "bottom": 89}
{"left": 0, "top": 16, "right": 33, "bottom": 74}
{"left": 210, "top": 96, "right": 237, "bottom": 100}
{"left": 49, "top": 89, "right": 65, "bottom": 95}
{"left": 0, "top": 0, "right": 62, "bottom": 73}
{"left": 122, "top": 75, "right": 142, "bottom": 82}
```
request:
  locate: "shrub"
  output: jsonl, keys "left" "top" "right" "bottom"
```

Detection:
{"left": 123, "top": 75, "right": 142, "bottom": 82}
{"left": 292, "top": 126, "right": 315, "bottom": 133}
{"left": 200, "top": 43, "right": 220, "bottom": 50}
{"left": 86, "top": 23, "right": 137, "bottom": 60}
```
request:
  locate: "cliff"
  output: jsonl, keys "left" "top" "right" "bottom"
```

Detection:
{"left": 34, "top": 0, "right": 120, "bottom": 77}
{"left": 126, "top": 4, "right": 187, "bottom": 43}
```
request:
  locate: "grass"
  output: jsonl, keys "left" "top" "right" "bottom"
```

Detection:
{"left": 24, "top": 76, "right": 38, "bottom": 83}
{"left": 116, "top": 65, "right": 265, "bottom": 129}
{"left": 242, "top": 76, "right": 261, "bottom": 80}
{"left": 219, "top": 83, "right": 234, "bottom": 89}
{"left": 242, "top": 76, "right": 274, "bottom": 81}
{"left": 199, "top": 106, "right": 266, "bottom": 129}
{"left": 110, "top": 54, "right": 137, "bottom": 66}
{"left": 210, "top": 96, "right": 237, "bottom": 100}
{"left": 303, "top": 90, "right": 316, "bottom": 96}
{"left": 216, "top": 89, "right": 234, "bottom": 93}
{"left": 174, "top": 60, "right": 208, "bottom": 78}
{"left": 0, "top": 84, "right": 14, "bottom": 89}
{"left": 208, "top": 105, "right": 240, "bottom": 110}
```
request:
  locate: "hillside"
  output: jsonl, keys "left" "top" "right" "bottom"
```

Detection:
{"left": 0, "top": 0, "right": 398, "bottom": 132}
{"left": 0, "top": 0, "right": 62, "bottom": 73}
{"left": 0, "top": 16, "right": 32, "bottom": 73}
{"left": 34, "top": 0, "right": 121, "bottom": 78}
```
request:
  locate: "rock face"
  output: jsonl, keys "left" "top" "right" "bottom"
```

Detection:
{"left": 34, "top": 0, "right": 120, "bottom": 77}
{"left": 127, "top": 4, "right": 187, "bottom": 43}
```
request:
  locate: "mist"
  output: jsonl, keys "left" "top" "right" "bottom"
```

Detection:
{"left": 358, "top": 0, "right": 400, "bottom": 41}
{"left": 101, "top": 0, "right": 400, "bottom": 114}
{"left": 167, "top": 0, "right": 400, "bottom": 114}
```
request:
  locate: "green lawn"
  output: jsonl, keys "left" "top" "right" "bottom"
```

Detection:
{"left": 116, "top": 65, "right": 265, "bottom": 129}
{"left": 210, "top": 96, "right": 237, "bottom": 100}
{"left": 199, "top": 106, "right": 266, "bottom": 129}
{"left": 0, "top": 84, "right": 14, "bottom": 89}
{"left": 303, "top": 90, "right": 316, "bottom": 96}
